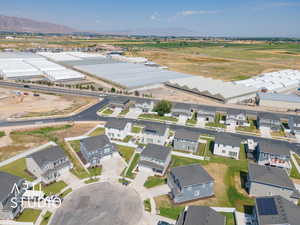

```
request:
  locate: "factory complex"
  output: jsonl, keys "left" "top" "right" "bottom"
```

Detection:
{"left": 1, "top": 51, "right": 300, "bottom": 105}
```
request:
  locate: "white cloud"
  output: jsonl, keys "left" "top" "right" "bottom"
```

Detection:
{"left": 179, "top": 10, "right": 220, "bottom": 16}
{"left": 150, "top": 12, "right": 159, "bottom": 21}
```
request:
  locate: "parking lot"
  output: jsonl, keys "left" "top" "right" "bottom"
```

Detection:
{"left": 50, "top": 182, "right": 143, "bottom": 225}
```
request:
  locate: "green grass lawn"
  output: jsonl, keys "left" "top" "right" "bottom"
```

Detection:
{"left": 144, "top": 176, "right": 167, "bottom": 188}
{"left": 197, "top": 143, "right": 207, "bottom": 156}
{"left": 144, "top": 199, "right": 152, "bottom": 212}
{"left": 84, "top": 178, "right": 100, "bottom": 184}
{"left": 123, "top": 135, "right": 133, "bottom": 143}
{"left": 0, "top": 131, "right": 5, "bottom": 137}
{"left": 16, "top": 209, "right": 42, "bottom": 223}
{"left": 89, "top": 127, "right": 105, "bottom": 136}
{"left": 236, "top": 126, "right": 259, "bottom": 133}
{"left": 119, "top": 108, "right": 129, "bottom": 115}
{"left": 170, "top": 155, "right": 207, "bottom": 168}
{"left": 0, "top": 158, "right": 35, "bottom": 181}
{"left": 36, "top": 181, "right": 68, "bottom": 196}
{"left": 70, "top": 168, "right": 90, "bottom": 179}
{"left": 101, "top": 108, "right": 113, "bottom": 115}
{"left": 206, "top": 122, "right": 226, "bottom": 128}
{"left": 116, "top": 145, "right": 135, "bottom": 162}
{"left": 40, "top": 211, "right": 52, "bottom": 225}
{"left": 88, "top": 166, "right": 102, "bottom": 176}
{"left": 139, "top": 113, "right": 178, "bottom": 122}
{"left": 125, "top": 153, "right": 140, "bottom": 179}
{"left": 186, "top": 113, "right": 197, "bottom": 125}
{"left": 221, "top": 212, "right": 236, "bottom": 225}
{"left": 59, "top": 188, "right": 72, "bottom": 199}
{"left": 69, "top": 140, "right": 80, "bottom": 152}
{"left": 290, "top": 160, "right": 300, "bottom": 179}
{"left": 131, "top": 126, "right": 142, "bottom": 133}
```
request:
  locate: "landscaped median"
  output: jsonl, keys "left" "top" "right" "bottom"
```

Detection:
{"left": 138, "top": 113, "right": 178, "bottom": 123}
{"left": 123, "top": 153, "right": 140, "bottom": 179}
{"left": 40, "top": 211, "right": 53, "bottom": 225}
{"left": 15, "top": 208, "right": 42, "bottom": 223}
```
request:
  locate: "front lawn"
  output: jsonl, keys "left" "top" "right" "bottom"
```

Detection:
{"left": 101, "top": 108, "right": 113, "bottom": 115}
{"left": 0, "top": 158, "right": 35, "bottom": 181}
{"left": 59, "top": 188, "right": 72, "bottom": 199}
{"left": 84, "top": 178, "right": 100, "bottom": 184}
{"left": 125, "top": 153, "right": 140, "bottom": 179}
{"left": 131, "top": 126, "right": 142, "bottom": 133}
{"left": 144, "top": 176, "right": 166, "bottom": 188}
{"left": 144, "top": 199, "right": 152, "bottom": 212}
{"left": 117, "top": 145, "right": 135, "bottom": 163}
{"left": 69, "top": 140, "right": 80, "bottom": 152}
{"left": 206, "top": 122, "right": 226, "bottom": 128}
{"left": 186, "top": 113, "right": 197, "bottom": 125}
{"left": 16, "top": 209, "right": 42, "bottom": 223}
{"left": 123, "top": 135, "right": 133, "bottom": 143}
{"left": 0, "top": 131, "right": 5, "bottom": 137}
{"left": 88, "top": 166, "right": 102, "bottom": 176}
{"left": 139, "top": 114, "right": 178, "bottom": 122}
{"left": 36, "top": 181, "right": 68, "bottom": 196}
{"left": 290, "top": 160, "right": 300, "bottom": 179}
{"left": 119, "top": 108, "right": 129, "bottom": 116}
{"left": 40, "top": 211, "right": 52, "bottom": 225}
{"left": 89, "top": 127, "right": 105, "bottom": 136}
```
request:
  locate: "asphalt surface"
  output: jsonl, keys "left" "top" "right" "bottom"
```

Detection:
{"left": 50, "top": 182, "right": 143, "bottom": 225}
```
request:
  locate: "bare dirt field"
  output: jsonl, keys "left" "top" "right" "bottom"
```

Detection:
{"left": 0, "top": 87, "right": 97, "bottom": 120}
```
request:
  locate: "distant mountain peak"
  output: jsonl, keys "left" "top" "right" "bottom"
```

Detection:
{"left": 0, "top": 15, "right": 77, "bottom": 34}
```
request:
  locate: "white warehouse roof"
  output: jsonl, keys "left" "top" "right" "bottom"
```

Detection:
{"left": 45, "top": 69, "right": 85, "bottom": 82}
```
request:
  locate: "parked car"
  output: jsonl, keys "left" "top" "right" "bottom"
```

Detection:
{"left": 33, "top": 93, "right": 40, "bottom": 97}
{"left": 158, "top": 221, "right": 172, "bottom": 225}
{"left": 23, "top": 85, "right": 30, "bottom": 88}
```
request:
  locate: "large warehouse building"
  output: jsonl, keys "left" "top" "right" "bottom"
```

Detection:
{"left": 166, "top": 76, "right": 257, "bottom": 103}
{"left": 257, "top": 92, "right": 300, "bottom": 110}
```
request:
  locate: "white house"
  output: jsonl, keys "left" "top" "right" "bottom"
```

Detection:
{"left": 141, "top": 124, "right": 169, "bottom": 146}
{"left": 105, "top": 119, "right": 132, "bottom": 140}
{"left": 213, "top": 133, "right": 241, "bottom": 160}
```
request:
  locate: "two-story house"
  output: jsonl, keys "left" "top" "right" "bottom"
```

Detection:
{"left": 173, "top": 128, "right": 200, "bottom": 153}
{"left": 138, "top": 144, "right": 171, "bottom": 175}
{"left": 176, "top": 206, "right": 226, "bottom": 225}
{"left": 213, "top": 133, "right": 241, "bottom": 160}
{"left": 80, "top": 135, "right": 117, "bottom": 167}
{"left": 168, "top": 164, "right": 214, "bottom": 203}
{"left": 197, "top": 108, "right": 216, "bottom": 123}
{"left": 171, "top": 103, "right": 193, "bottom": 118}
{"left": 253, "top": 195, "right": 300, "bottom": 225}
{"left": 26, "top": 146, "right": 72, "bottom": 184}
{"left": 225, "top": 109, "right": 248, "bottom": 126}
{"left": 108, "top": 97, "right": 131, "bottom": 110}
{"left": 105, "top": 119, "right": 132, "bottom": 140}
{"left": 258, "top": 112, "right": 282, "bottom": 131}
{"left": 131, "top": 99, "right": 155, "bottom": 113}
{"left": 247, "top": 163, "right": 300, "bottom": 204}
{"left": 256, "top": 140, "right": 291, "bottom": 170}
{"left": 141, "top": 124, "right": 168, "bottom": 146}
{"left": 0, "top": 172, "right": 26, "bottom": 220}
{"left": 288, "top": 115, "right": 300, "bottom": 136}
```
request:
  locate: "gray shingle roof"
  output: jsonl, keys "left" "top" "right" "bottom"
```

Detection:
{"left": 170, "top": 164, "right": 214, "bottom": 187}
{"left": 141, "top": 144, "right": 171, "bottom": 161}
{"left": 143, "top": 123, "right": 167, "bottom": 136}
{"left": 258, "top": 140, "right": 291, "bottom": 156}
{"left": 27, "top": 146, "right": 67, "bottom": 168}
{"left": 80, "top": 135, "right": 112, "bottom": 153}
{"left": 248, "top": 163, "right": 295, "bottom": 190}
{"left": 105, "top": 119, "right": 129, "bottom": 130}
{"left": 176, "top": 206, "right": 225, "bottom": 225}
{"left": 109, "top": 97, "right": 130, "bottom": 105}
{"left": 255, "top": 195, "right": 300, "bottom": 225}
{"left": 214, "top": 133, "right": 241, "bottom": 147}
{"left": 174, "top": 128, "right": 200, "bottom": 142}
{"left": 0, "top": 172, "right": 24, "bottom": 201}
{"left": 173, "top": 103, "right": 192, "bottom": 111}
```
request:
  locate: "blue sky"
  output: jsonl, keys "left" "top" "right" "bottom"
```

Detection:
{"left": 1, "top": 0, "right": 300, "bottom": 37}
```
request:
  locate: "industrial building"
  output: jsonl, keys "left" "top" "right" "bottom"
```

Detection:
{"left": 235, "top": 70, "right": 300, "bottom": 93}
{"left": 166, "top": 76, "right": 257, "bottom": 103}
{"left": 37, "top": 51, "right": 106, "bottom": 61}
{"left": 257, "top": 92, "right": 300, "bottom": 110}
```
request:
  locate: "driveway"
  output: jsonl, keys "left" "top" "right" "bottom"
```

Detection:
{"left": 50, "top": 182, "right": 143, "bottom": 225}
{"left": 148, "top": 184, "right": 170, "bottom": 198}
{"left": 101, "top": 154, "right": 126, "bottom": 178}
{"left": 127, "top": 109, "right": 141, "bottom": 119}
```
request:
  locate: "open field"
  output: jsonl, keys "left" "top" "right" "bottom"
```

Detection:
{"left": 0, "top": 87, "right": 97, "bottom": 120}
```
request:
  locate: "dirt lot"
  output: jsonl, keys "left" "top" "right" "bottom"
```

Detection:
{"left": 0, "top": 122, "right": 101, "bottom": 162}
{"left": 0, "top": 87, "right": 97, "bottom": 120}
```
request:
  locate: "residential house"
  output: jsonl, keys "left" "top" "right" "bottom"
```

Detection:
{"left": 80, "top": 135, "right": 117, "bottom": 167}
{"left": 171, "top": 103, "right": 192, "bottom": 118}
{"left": 105, "top": 119, "right": 132, "bottom": 140}
{"left": 247, "top": 163, "right": 300, "bottom": 204}
{"left": 257, "top": 140, "right": 291, "bottom": 170}
{"left": 108, "top": 97, "right": 131, "bottom": 110}
{"left": 253, "top": 195, "right": 300, "bottom": 225}
{"left": 213, "top": 133, "right": 241, "bottom": 160}
{"left": 173, "top": 128, "right": 200, "bottom": 153}
{"left": 168, "top": 164, "right": 214, "bottom": 203}
{"left": 176, "top": 206, "right": 226, "bottom": 225}
{"left": 225, "top": 109, "right": 248, "bottom": 126}
{"left": 197, "top": 108, "right": 216, "bottom": 123}
{"left": 138, "top": 144, "right": 171, "bottom": 175}
{"left": 288, "top": 116, "right": 300, "bottom": 135}
{"left": 0, "top": 172, "right": 26, "bottom": 220}
{"left": 258, "top": 112, "right": 282, "bottom": 131}
{"left": 26, "top": 146, "right": 72, "bottom": 184}
{"left": 141, "top": 124, "right": 168, "bottom": 146}
{"left": 131, "top": 99, "right": 154, "bottom": 113}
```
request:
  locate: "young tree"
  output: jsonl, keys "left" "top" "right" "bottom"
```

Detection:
{"left": 153, "top": 100, "right": 172, "bottom": 116}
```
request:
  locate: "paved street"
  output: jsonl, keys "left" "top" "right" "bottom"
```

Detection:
{"left": 50, "top": 182, "right": 143, "bottom": 225}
